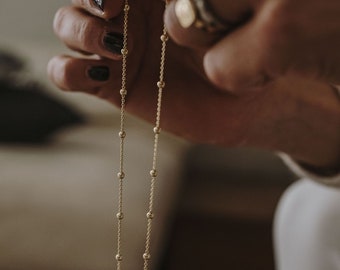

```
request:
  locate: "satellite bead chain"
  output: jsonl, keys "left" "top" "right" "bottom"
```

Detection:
{"left": 115, "top": 1, "right": 169, "bottom": 270}
{"left": 143, "top": 24, "right": 169, "bottom": 270}
{"left": 115, "top": 1, "right": 130, "bottom": 270}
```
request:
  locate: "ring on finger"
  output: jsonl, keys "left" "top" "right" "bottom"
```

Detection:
{"left": 175, "top": 0, "right": 231, "bottom": 33}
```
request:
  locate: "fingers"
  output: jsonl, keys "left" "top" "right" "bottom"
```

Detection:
{"left": 48, "top": 55, "right": 121, "bottom": 104}
{"left": 71, "top": 0, "right": 125, "bottom": 20}
{"left": 164, "top": 0, "right": 254, "bottom": 50}
{"left": 203, "top": 3, "right": 278, "bottom": 93}
{"left": 53, "top": 6, "right": 128, "bottom": 60}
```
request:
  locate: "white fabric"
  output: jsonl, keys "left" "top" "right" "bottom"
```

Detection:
{"left": 274, "top": 179, "right": 340, "bottom": 270}
{"left": 280, "top": 153, "right": 340, "bottom": 187}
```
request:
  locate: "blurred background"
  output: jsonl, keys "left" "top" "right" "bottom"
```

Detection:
{"left": 0, "top": 1, "right": 296, "bottom": 270}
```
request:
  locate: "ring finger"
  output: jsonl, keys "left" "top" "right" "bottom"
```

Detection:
{"left": 48, "top": 55, "right": 122, "bottom": 104}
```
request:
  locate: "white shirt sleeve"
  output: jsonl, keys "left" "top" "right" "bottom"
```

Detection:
{"left": 279, "top": 153, "right": 340, "bottom": 187}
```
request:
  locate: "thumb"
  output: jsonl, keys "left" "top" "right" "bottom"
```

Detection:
{"left": 203, "top": 2, "right": 281, "bottom": 93}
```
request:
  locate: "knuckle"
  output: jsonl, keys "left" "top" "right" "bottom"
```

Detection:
{"left": 74, "top": 19, "right": 90, "bottom": 45}
{"left": 53, "top": 6, "right": 99, "bottom": 52}
{"left": 53, "top": 7, "right": 69, "bottom": 36}
{"left": 74, "top": 19, "right": 99, "bottom": 51}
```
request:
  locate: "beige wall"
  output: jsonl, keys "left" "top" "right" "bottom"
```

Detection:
{"left": 0, "top": 1, "right": 69, "bottom": 42}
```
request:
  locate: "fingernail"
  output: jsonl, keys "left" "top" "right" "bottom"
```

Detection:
{"left": 87, "top": 66, "right": 110, "bottom": 81}
{"left": 93, "top": 0, "right": 104, "bottom": 11}
{"left": 103, "top": 32, "right": 124, "bottom": 55}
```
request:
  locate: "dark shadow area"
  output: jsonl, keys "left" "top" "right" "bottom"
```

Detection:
{"left": 158, "top": 145, "right": 296, "bottom": 270}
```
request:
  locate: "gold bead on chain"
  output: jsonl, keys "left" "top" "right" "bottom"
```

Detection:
{"left": 115, "top": 1, "right": 169, "bottom": 270}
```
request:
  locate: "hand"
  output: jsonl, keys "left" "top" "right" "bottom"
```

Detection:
{"left": 47, "top": 0, "right": 268, "bottom": 144}
{"left": 165, "top": 0, "right": 340, "bottom": 92}
{"left": 48, "top": 0, "right": 340, "bottom": 169}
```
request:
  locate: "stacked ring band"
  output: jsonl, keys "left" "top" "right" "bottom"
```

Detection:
{"left": 175, "top": 0, "right": 230, "bottom": 33}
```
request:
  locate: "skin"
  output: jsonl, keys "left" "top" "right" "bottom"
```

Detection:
{"left": 48, "top": 0, "right": 340, "bottom": 170}
{"left": 165, "top": 0, "right": 340, "bottom": 92}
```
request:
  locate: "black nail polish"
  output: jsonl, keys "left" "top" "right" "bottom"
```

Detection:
{"left": 93, "top": 0, "right": 104, "bottom": 11}
{"left": 103, "top": 32, "right": 124, "bottom": 55}
{"left": 87, "top": 66, "right": 110, "bottom": 81}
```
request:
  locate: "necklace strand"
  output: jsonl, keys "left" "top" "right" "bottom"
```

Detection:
{"left": 115, "top": 1, "right": 169, "bottom": 270}
{"left": 143, "top": 17, "right": 169, "bottom": 270}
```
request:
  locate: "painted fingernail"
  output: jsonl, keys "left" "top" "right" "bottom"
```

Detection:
{"left": 103, "top": 32, "right": 124, "bottom": 55}
{"left": 87, "top": 66, "right": 110, "bottom": 81}
{"left": 93, "top": 0, "right": 104, "bottom": 11}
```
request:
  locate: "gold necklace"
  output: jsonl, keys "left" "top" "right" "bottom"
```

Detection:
{"left": 115, "top": 1, "right": 169, "bottom": 270}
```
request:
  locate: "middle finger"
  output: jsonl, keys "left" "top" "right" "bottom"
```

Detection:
{"left": 53, "top": 6, "right": 129, "bottom": 59}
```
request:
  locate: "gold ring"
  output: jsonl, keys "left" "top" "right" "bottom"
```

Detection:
{"left": 175, "top": 0, "right": 230, "bottom": 33}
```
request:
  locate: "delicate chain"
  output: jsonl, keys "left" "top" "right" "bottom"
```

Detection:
{"left": 115, "top": 1, "right": 169, "bottom": 270}
{"left": 115, "top": 1, "right": 130, "bottom": 270}
{"left": 143, "top": 17, "right": 169, "bottom": 270}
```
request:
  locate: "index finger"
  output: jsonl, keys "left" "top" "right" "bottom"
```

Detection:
{"left": 71, "top": 0, "right": 125, "bottom": 20}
